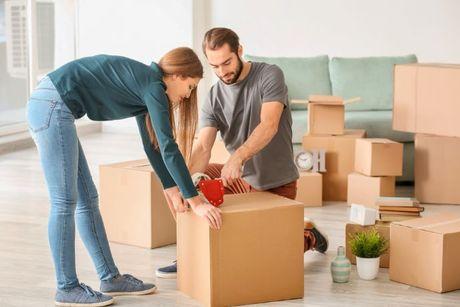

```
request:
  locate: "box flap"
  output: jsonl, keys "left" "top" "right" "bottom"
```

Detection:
{"left": 308, "top": 95, "right": 343, "bottom": 105}
{"left": 102, "top": 159, "right": 153, "bottom": 172}
{"left": 393, "top": 213, "right": 460, "bottom": 234}
{"left": 360, "top": 138, "right": 397, "bottom": 144}
{"left": 220, "top": 192, "right": 303, "bottom": 214}
{"left": 304, "top": 129, "right": 366, "bottom": 139}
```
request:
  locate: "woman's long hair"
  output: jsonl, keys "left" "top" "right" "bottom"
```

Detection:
{"left": 145, "top": 47, "right": 203, "bottom": 163}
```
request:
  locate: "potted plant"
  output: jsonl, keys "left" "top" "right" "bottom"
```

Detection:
{"left": 348, "top": 228, "right": 388, "bottom": 280}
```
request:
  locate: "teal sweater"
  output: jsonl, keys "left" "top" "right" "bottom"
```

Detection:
{"left": 48, "top": 55, "right": 197, "bottom": 199}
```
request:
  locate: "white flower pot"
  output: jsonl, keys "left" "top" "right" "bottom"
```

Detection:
{"left": 356, "top": 256, "right": 380, "bottom": 280}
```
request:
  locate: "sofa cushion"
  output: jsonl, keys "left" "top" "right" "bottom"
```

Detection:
{"left": 245, "top": 55, "right": 332, "bottom": 110}
{"left": 329, "top": 55, "right": 417, "bottom": 111}
{"left": 291, "top": 109, "right": 414, "bottom": 144}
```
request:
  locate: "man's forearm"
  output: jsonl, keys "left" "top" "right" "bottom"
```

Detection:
{"left": 233, "top": 122, "right": 278, "bottom": 163}
{"left": 188, "top": 143, "right": 212, "bottom": 175}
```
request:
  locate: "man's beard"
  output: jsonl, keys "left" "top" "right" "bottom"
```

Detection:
{"left": 219, "top": 56, "right": 243, "bottom": 85}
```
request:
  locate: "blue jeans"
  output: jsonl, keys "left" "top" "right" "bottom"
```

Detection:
{"left": 26, "top": 77, "right": 119, "bottom": 290}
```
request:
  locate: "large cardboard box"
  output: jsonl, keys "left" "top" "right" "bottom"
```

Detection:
{"left": 296, "top": 172, "right": 322, "bottom": 207}
{"left": 393, "top": 63, "right": 460, "bottom": 138}
{"left": 345, "top": 222, "right": 391, "bottom": 268}
{"left": 177, "top": 192, "right": 304, "bottom": 307}
{"left": 354, "top": 138, "right": 403, "bottom": 176}
{"left": 302, "top": 129, "right": 366, "bottom": 201}
{"left": 99, "top": 159, "right": 176, "bottom": 248}
{"left": 308, "top": 95, "right": 344, "bottom": 135}
{"left": 415, "top": 134, "right": 460, "bottom": 205}
{"left": 389, "top": 213, "right": 460, "bottom": 293}
{"left": 347, "top": 172, "right": 395, "bottom": 207}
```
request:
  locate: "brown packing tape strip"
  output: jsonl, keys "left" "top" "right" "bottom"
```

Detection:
{"left": 130, "top": 163, "right": 150, "bottom": 168}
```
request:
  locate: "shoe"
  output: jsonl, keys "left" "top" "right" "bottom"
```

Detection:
{"left": 55, "top": 283, "right": 114, "bottom": 307}
{"left": 304, "top": 218, "right": 329, "bottom": 253}
{"left": 155, "top": 260, "right": 177, "bottom": 279}
{"left": 100, "top": 274, "right": 156, "bottom": 296}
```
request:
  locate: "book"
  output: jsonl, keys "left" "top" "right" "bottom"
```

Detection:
{"left": 375, "top": 196, "right": 420, "bottom": 207}
{"left": 378, "top": 206, "right": 425, "bottom": 213}
{"left": 378, "top": 210, "right": 421, "bottom": 216}
{"left": 379, "top": 214, "right": 421, "bottom": 222}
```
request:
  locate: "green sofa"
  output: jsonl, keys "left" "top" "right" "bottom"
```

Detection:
{"left": 245, "top": 54, "right": 417, "bottom": 182}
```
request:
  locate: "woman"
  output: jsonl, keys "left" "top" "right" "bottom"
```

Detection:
{"left": 26, "top": 47, "right": 222, "bottom": 307}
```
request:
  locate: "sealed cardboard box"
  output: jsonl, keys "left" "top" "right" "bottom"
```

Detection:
{"left": 347, "top": 172, "right": 395, "bottom": 207}
{"left": 415, "top": 134, "right": 460, "bottom": 205}
{"left": 177, "top": 192, "right": 304, "bottom": 307}
{"left": 354, "top": 138, "right": 403, "bottom": 176}
{"left": 393, "top": 63, "right": 460, "bottom": 137}
{"left": 345, "top": 222, "right": 390, "bottom": 268}
{"left": 302, "top": 129, "right": 366, "bottom": 201}
{"left": 389, "top": 213, "right": 460, "bottom": 293}
{"left": 308, "top": 95, "right": 345, "bottom": 135}
{"left": 99, "top": 159, "right": 176, "bottom": 248}
{"left": 296, "top": 172, "right": 322, "bottom": 207}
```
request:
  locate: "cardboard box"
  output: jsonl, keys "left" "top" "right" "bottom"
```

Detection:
{"left": 99, "top": 159, "right": 176, "bottom": 248}
{"left": 389, "top": 213, "right": 460, "bottom": 293}
{"left": 354, "top": 138, "right": 403, "bottom": 176}
{"left": 347, "top": 172, "right": 395, "bottom": 207}
{"left": 393, "top": 63, "right": 460, "bottom": 138}
{"left": 302, "top": 129, "right": 366, "bottom": 201}
{"left": 296, "top": 172, "right": 322, "bottom": 207}
{"left": 177, "top": 192, "right": 304, "bottom": 307}
{"left": 415, "top": 134, "right": 460, "bottom": 205}
{"left": 345, "top": 222, "right": 390, "bottom": 268}
{"left": 308, "top": 95, "right": 345, "bottom": 135}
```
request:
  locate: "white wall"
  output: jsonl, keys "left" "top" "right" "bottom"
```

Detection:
{"left": 209, "top": 0, "right": 460, "bottom": 63}
{"left": 77, "top": 0, "right": 194, "bottom": 133}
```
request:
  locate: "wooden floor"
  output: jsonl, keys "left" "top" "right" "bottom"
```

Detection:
{"left": 1, "top": 131, "right": 460, "bottom": 307}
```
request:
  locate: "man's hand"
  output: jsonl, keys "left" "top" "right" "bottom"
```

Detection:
{"left": 221, "top": 154, "right": 244, "bottom": 187}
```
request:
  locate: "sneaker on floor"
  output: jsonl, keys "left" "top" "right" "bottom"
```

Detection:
{"left": 304, "top": 218, "right": 329, "bottom": 253}
{"left": 55, "top": 283, "right": 114, "bottom": 307}
{"left": 155, "top": 261, "right": 177, "bottom": 279}
{"left": 100, "top": 274, "right": 156, "bottom": 296}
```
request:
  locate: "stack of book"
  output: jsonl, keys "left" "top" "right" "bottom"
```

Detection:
{"left": 375, "top": 197, "right": 424, "bottom": 222}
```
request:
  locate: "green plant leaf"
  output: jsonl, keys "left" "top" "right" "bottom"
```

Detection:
{"left": 348, "top": 228, "right": 388, "bottom": 258}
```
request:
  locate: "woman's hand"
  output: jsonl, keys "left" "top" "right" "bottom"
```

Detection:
{"left": 187, "top": 195, "right": 222, "bottom": 230}
{"left": 163, "top": 187, "right": 188, "bottom": 219}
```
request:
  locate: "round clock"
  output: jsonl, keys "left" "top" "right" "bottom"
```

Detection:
{"left": 295, "top": 151, "right": 313, "bottom": 171}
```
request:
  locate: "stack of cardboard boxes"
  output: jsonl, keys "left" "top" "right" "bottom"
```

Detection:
{"left": 393, "top": 63, "right": 460, "bottom": 205}
{"left": 302, "top": 95, "right": 366, "bottom": 201}
{"left": 347, "top": 138, "right": 403, "bottom": 207}
{"left": 389, "top": 63, "right": 460, "bottom": 293}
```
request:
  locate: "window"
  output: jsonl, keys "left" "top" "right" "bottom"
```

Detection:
{"left": 0, "top": 0, "right": 76, "bottom": 135}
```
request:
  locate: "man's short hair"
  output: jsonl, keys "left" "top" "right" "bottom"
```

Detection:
{"left": 202, "top": 27, "right": 240, "bottom": 56}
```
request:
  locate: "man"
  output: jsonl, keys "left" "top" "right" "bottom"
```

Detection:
{"left": 156, "top": 28, "right": 328, "bottom": 279}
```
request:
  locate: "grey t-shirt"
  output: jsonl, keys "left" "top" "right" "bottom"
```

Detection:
{"left": 199, "top": 62, "right": 299, "bottom": 190}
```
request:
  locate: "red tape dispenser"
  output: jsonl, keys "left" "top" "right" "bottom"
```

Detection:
{"left": 192, "top": 173, "right": 225, "bottom": 207}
